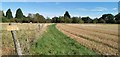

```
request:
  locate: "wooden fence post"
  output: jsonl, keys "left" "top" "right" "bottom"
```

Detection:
{"left": 0, "top": 31, "right": 2, "bottom": 57}
{"left": 9, "top": 23, "right": 22, "bottom": 56}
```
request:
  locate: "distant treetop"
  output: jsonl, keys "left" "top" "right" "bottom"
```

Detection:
{"left": 15, "top": 8, "right": 24, "bottom": 19}
{"left": 64, "top": 11, "right": 71, "bottom": 18}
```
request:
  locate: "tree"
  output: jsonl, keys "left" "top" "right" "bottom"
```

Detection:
{"left": 45, "top": 17, "right": 51, "bottom": 23}
{"left": 56, "top": 17, "right": 60, "bottom": 23}
{"left": 98, "top": 18, "right": 106, "bottom": 23}
{"left": 52, "top": 17, "right": 59, "bottom": 23}
{"left": 6, "top": 9, "right": 13, "bottom": 19}
{"left": 27, "top": 13, "right": 33, "bottom": 18}
{"left": 82, "top": 17, "right": 92, "bottom": 23}
{"left": 15, "top": 8, "right": 24, "bottom": 19}
{"left": 100, "top": 14, "right": 115, "bottom": 23}
{"left": 79, "top": 19, "right": 84, "bottom": 24}
{"left": 27, "top": 13, "right": 33, "bottom": 22}
{"left": 93, "top": 18, "right": 98, "bottom": 24}
{"left": 1, "top": 10, "right": 7, "bottom": 22}
{"left": 64, "top": 11, "right": 71, "bottom": 18}
{"left": 39, "top": 15, "right": 45, "bottom": 23}
{"left": 64, "top": 17, "right": 72, "bottom": 23}
{"left": 115, "top": 13, "right": 120, "bottom": 24}
{"left": 32, "top": 13, "right": 45, "bottom": 23}
{"left": 72, "top": 17, "right": 80, "bottom": 23}
{"left": 9, "top": 18, "right": 16, "bottom": 22}
{"left": 0, "top": 11, "right": 2, "bottom": 18}
{"left": 2, "top": 11, "right": 5, "bottom": 17}
{"left": 2, "top": 17, "right": 9, "bottom": 22}
{"left": 64, "top": 11, "right": 72, "bottom": 23}
{"left": 22, "top": 17, "right": 30, "bottom": 23}
{"left": 59, "top": 16, "right": 64, "bottom": 23}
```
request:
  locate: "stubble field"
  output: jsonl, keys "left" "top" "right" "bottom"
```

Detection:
{"left": 56, "top": 24, "right": 119, "bottom": 55}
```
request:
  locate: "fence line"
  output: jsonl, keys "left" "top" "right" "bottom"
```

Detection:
{"left": 10, "top": 23, "right": 22, "bottom": 56}
{"left": 0, "top": 32, "right": 2, "bottom": 57}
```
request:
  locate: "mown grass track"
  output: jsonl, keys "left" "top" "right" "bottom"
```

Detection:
{"left": 30, "top": 24, "right": 97, "bottom": 55}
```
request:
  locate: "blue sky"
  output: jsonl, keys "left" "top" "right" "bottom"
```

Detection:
{"left": 2, "top": 2, "right": 118, "bottom": 18}
{"left": 1, "top": 0, "right": 120, "bottom": 2}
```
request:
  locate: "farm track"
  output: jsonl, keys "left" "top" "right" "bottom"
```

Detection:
{"left": 56, "top": 24, "right": 118, "bottom": 55}
{"left": 66, "top": 24, "right": 118, "bottom": 36}
{"left": 30, "top": 24, "right": 97, "bottom": 55}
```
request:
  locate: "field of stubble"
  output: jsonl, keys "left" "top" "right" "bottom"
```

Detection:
{"left": 56, "top": 24, "right": 119, "bottom": 55}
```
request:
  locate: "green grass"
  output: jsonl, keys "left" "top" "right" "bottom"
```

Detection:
{"left": 30, "top": 24, "right": 97, "bottom": 55}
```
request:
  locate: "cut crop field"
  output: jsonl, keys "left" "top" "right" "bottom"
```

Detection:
{"left": 56, "top": 24, "right": 119, "bottom": 55}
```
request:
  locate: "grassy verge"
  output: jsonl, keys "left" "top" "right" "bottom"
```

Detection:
{"left": 30, "top": 24, "right": 97, "bottom": 55}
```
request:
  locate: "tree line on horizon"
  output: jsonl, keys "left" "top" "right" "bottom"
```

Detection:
{"left": 1, "top": 8, "right": 120, "bottom": 24}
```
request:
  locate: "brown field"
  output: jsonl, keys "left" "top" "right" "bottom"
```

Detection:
{"left": 56, "top": 24, "right": 119, "bottom": 55}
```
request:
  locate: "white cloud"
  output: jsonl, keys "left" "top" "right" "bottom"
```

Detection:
{"left": 76, "top": 7, "right": 108, "bottom": 12}
{"left": 112, "top": 8, "right": 117, "bottom": 11}
{"left": 90, "top": 7, "right": 108, "bottom": 12}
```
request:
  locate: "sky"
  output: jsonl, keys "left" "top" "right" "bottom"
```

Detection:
{"left": 1, "top": 2, "right": 118, "bottom": 18}
{"left": 1, "top": 0, "right": 120, "bottom": 2}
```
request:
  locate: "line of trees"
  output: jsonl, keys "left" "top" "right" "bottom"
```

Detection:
{"left": 1, "top": 8, "right": 120, "bottom": 24}
{"left": 1, "top": 8, "right": 45, "bottom": 23}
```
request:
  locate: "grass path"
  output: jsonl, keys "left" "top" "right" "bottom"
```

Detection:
{"left": 30, "top": 24, "right": 97, "bottom": 55}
